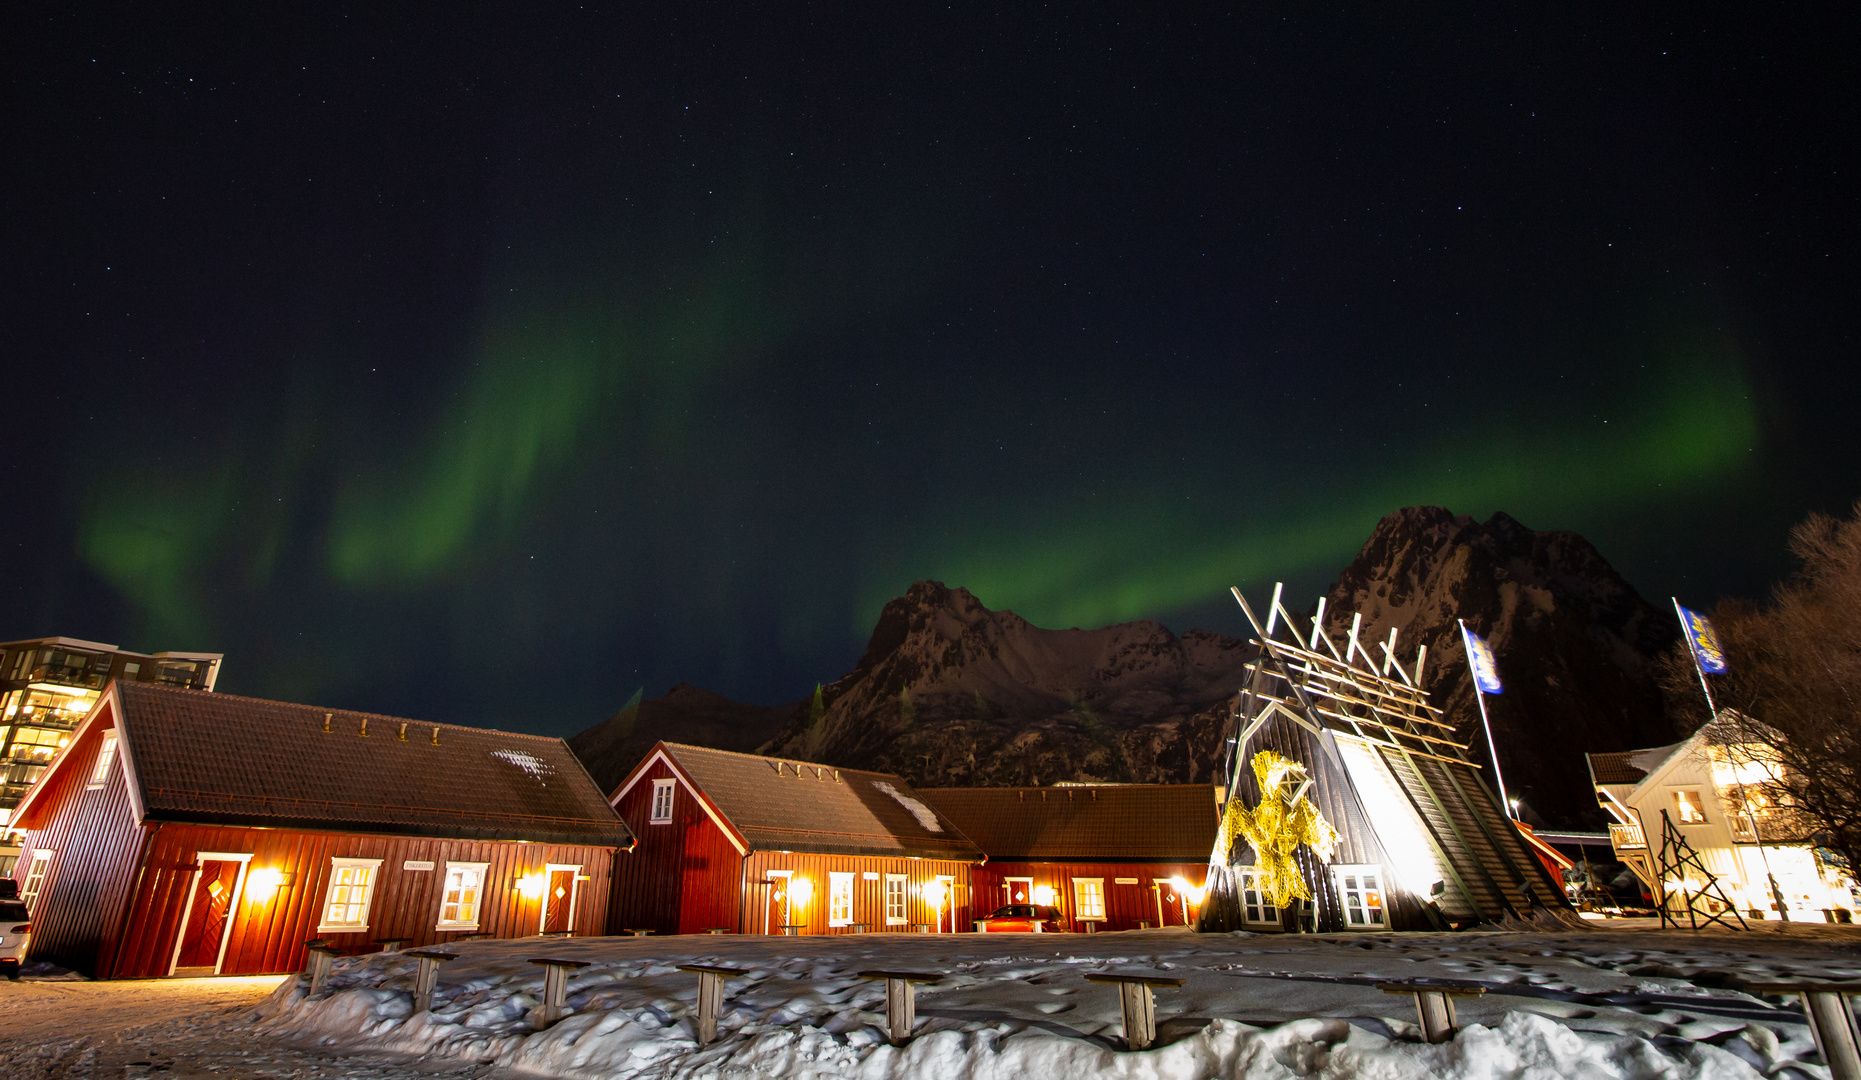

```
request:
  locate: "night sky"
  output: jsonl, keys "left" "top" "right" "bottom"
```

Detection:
{"left": 4, "top": 6, "right": 1854, "bottom": 737}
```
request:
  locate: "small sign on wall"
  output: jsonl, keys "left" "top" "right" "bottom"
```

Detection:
{"left": 403, "top": 860, "right": 435, "bottom": 871}
{"left": 1114, "top": 878, "right": 1139, "bottom": 885}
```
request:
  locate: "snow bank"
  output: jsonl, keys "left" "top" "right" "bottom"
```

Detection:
{"left": 252, "top": 928, "right": 1843, "bottom": 1078}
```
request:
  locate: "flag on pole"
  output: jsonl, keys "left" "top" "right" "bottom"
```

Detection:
{"left": 1677, "top": 604, "right": 1729, "bottom": 674}
{"left": 1460, "top": 623, "right": 1504, "bottom": 695}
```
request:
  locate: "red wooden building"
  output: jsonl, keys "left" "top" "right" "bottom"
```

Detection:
{"left": 9, "top": 682, "right": 633, "bottom": 978}
{"left": 608, "top": 743, "right": 982, "bottom": 936}
{"left": 918, "top": 785, "right": 1219, "bottom": 931}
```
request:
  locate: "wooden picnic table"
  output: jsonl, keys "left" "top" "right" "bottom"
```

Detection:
{"left": 1084, "top": 971, "right": 1186, "bottom": 1051}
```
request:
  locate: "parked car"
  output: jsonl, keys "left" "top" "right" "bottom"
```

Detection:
{"left": 975, "top": 904, "right": 1062, "bottom": 932}
{"left": 0, "top": 897, "right": 28, "bottom": 980}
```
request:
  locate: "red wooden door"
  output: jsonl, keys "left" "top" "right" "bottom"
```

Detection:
{"left": 543, "top": 870, "right": 575, "bottom": 933}
{"left": 175, "top": 861, "right": 241, "bottom": 971}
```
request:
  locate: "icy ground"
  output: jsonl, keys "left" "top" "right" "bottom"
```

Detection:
{"left": 235, "top": 921, "right": 1861, "bottom": 1079}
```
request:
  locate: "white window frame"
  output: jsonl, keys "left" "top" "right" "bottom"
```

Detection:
{"left": 21, "top": 849, "right": 55, "bottom": 909}
{"left": 883, "top": 873, "right": 908, "bottom": 926}
{"left": 828, "top": 872, "right": 854, "bottom": 927}
{"left": 1332, "top": 864, "right": 1387, "bottom": 928}
{"left": 87, "top": 729, "right": 119, "bottom": 788}
{"left": 437, "top": 861, "right": 491, "bottom": 930}
{"left": 1238, "top": 868, "right": 1281, "bottom": 926}
{"left": 1674, "top": 789, "right": 1709, "bottom": 825}
{"left": 316, "top": 857, "right": 384, "bottom": 934}
{"left": 1071, "top": 877, "right": 1107, "bottom": 922}
{"left": 538, "top": 862, "right": 583, "bottom": 933}
{"left": 649, "top": 779, "right": 676, "bottom": 824}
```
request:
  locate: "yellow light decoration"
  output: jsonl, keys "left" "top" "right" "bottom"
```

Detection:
{"left": 1031, "top": 884, "right": 1055, "bottom": 906}
{"left": 1213, "top": 750, "right": 1339, "bottom": 910}
{"left": 517, "top": 873, "right": 547, "bottom": 899}
{"left": 246, "top": 867, "right": 283, "bottom": 904}
{"left": 789, "top": 876, "right": 813, "bottom": 908}
{"left": 922, "top": 880, "right": 946, "bottom": 908}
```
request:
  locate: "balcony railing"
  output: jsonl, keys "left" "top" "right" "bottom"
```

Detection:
{"left": 25, "top": 664, "right": 105, "bottom": 689}
{"left": 1609, "top": 822, "right": 1647, "bottom": 851}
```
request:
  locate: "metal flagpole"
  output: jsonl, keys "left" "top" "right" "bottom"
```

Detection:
{"left": 1460, "top": 619, "right": 1513, "bottom": 820}
{"left": 1674, "top": 597, "right": 1784, "bottom": 920}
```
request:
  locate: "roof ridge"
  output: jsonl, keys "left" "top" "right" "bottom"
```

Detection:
{"left": 660, "top": 741, "right": 915, "bottom": 783}
{"left": 118, "top": 681, "right": 569, "bottom": 743}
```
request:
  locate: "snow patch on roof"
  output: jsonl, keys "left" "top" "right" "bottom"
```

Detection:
{"left": 492, "top": 749, "right": 554, "bottom": 783}
{"left": 872, "top": 780, "right": 943, "bottom": 832}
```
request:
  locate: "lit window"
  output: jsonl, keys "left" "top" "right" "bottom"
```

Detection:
{"left": 21, "top": 850, "right": 55, "bottom": 909}
{"left": 884, "top": 874, "right": 907, "bottom": 925}
{"left": 1239, "top": 869, "right": 1280, "bottom": 925}
{"left": 1334, "top": 866, "right": 1386, "bottom": 927}
{"left": 88, "top": 730, "right": 119, "bottom": 788}
{"left": 317, "top": 857, "right": 383, "bottom": 933}
{"left": 650, "top": 779, "right": 676, "bottom": 824}
{"left": 1674, "top": 789, "right": 1708, "bottom": 824}
{"left": 437, "top": 862, "right": 489, "bottom": 929}
{"left": 1072, "top": 878, "right": 1107, "bottom": 921}
{"left": 828, "top": 872, "right": 854, "bottom": 926}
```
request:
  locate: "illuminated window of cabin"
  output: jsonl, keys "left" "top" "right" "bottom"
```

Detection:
{"left": 21, "top": 849, "right": 55, "bottom": 909}
{"left": 437, "top": 862, "right": 489, "bottom": 929}
{"left": 318, "top": 857, "right": 383, "bottom": 933}
{"left": 1674, "top": 789, "right": 1708, "bottom": 824}
{"left": 88, "top": 730, "right": 119, "bottom": 788}
{"left": 1239, "top": 869, "right": 1280, "bottom": 926}
{"left": 650, "top": 779, "right": 676, "bottom": 824}
{"left": 884, "top": 874, "right": 907, "bottom": 925}
{"left": 1333, "top": 866, "right": 1386, "bottom": 927}
{"left": 1072, "top": 878, "right": 1107, "bottom": 921}
{"left": 828, "top": 872, "right": 854, "bottom": 926}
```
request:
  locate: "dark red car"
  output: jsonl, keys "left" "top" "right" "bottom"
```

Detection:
{"left": 974, "top": 904, "right": 1063, "bottom": 932}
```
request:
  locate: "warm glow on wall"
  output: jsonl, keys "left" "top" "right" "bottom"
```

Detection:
{"left": 517, "top": 873, "right": 547, "bottom": 899}
{"left": 923, "top": 880, "right": 947, "bottom": 909}
{"left": 789, "top": 876, "right": 813, "bottom": 908}
{"left": 1031, "top": 884, "right": 1055, "bottom": 906}
{"left": 246, "top": 867, "right": 283, "bottom": 904}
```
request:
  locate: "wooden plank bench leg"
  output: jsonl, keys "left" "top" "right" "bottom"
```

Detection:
{"left": 695, "top": 970, "right": 725, "bottom": 1044}
{"left": 1413, "top": 990, "right": 1457, "bottom": 1044}
{"left": 1119, "top": 982, "right": 1157, "bottom": 1051}
{"left": 537, "top": 964, "right": 568, "bottom": 1029}
{"left": 412, "top": 956, "right": 441, "bottom": 1015}
{"left": 884, "top": 978, "right": 917, "bottom": 1044}
{"left": 306, "top": 948, "right": 338, "bottom": 997}
{"left": 1801, "top": 991, "right": 1861, "bottom": 1080}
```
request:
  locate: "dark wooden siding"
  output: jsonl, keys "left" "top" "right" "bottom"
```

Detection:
{"left": 608, "top": 757, "right": 745, "bottom": 935}
{"left": 12, "top": 705, "right": 147, "bottom": 976}
{"left": 741, "top": 852, "right": 973, "bottom": 935}
{"left": 1220, "top": 712, "right": 1439, "bottom": 932}
{"left": 973, "top": 861, "right": 1209, "bottom": 931}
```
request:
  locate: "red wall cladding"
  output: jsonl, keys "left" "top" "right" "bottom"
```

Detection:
{"left": 609, "top": 757, "right": 746, "bottom": 935}
{"left": 103, "top": 825, "right": 617, "bottom": 977}
{"left": 973, "top": 862, "right": 1209, "bottom": 931}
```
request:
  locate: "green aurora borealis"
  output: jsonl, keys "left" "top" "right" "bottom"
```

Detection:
{"left": 8, "top": 7, "right": 1851, "bottom": 732}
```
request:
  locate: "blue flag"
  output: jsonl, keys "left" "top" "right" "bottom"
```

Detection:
{"left": 1677, "top": 604, "right": 1729, "bottom": 674}
{"left": 1460, "top": 624, "right": 1504, "bottom": 695}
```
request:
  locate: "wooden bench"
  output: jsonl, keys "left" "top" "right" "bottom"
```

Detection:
{"left": 677, "top": 965, "right": 749, "bottom": 1044}
{"left": 538, "top": 930, "right": 574, "bottom": 939}
{"left": 908, "top": 923, "right": 933, "bottom": 934}
{"left": 774, "top": 924, "right": 805, "bottom": 936}
{"left": 704, "top": 927, "right": 735, "bottom": 935}
{"left": 373, "top": 938, "right": 412, "bottom": 953}
{"left": 303, "top": 941, "right": 343, "bottom": 997}
{"left": 527, "top": 957, "right": 592, "bottom": 1029}
{"left": 846, "top": 922, "right": 871, "bottom": 934}
{"left": 1084, "top": 972, "right": 1186, "bottom": 1050}
{"left": 1376, "top": 979, "right": 1487, "bottom": 1043}
{"left": 621, "top": 928, "right": 655, "bottom": 937}
{"left": 1744, "top": 981, "right": 1861, "bottom": 1080}
{"left": 448, "top": 932, "right": 494, "bottom": 941}
{"left": 403, "top": 949, "right": 459, "bottom": 1015}
{"left": 857, "top": 970, "right": 942, "bottom": 1044}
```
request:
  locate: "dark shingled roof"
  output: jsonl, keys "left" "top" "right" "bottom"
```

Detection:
{"left": 916, "top": 785, "right": 1219, "bottom": 861}
{"left": 659, "top": 743, "right": 982, "bottom": 861}
{"left": 1586, "top": 751, "right": 1649, "bottom": 786}
{"left": 111, "top": 682, "right": 633, "bottom": 847}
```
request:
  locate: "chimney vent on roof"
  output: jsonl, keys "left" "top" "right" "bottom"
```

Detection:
{"left": 397, "top": 722, "right": 408, "bottom": 741}
{"left": 431, "top": 726, "right": 440, "bottom": 745}
{"left": 323, "top": 712, "right": 332, "bottom": 733}
{"left": 358, "top": 716, "right": 369, "bottom": 737}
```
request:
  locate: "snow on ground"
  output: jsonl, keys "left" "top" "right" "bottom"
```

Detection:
{"left": 249, "top": 922, "right": 1861, "bottom": 1079}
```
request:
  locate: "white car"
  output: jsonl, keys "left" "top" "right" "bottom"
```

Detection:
{"left": 0, "top": 895, "right": 28, "bottom": 979}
